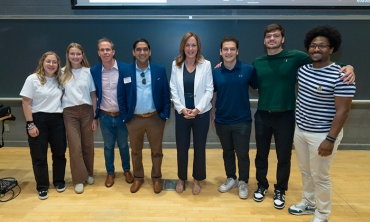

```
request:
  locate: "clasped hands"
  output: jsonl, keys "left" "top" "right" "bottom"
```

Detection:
{"left": 182, "top": 108, "right": 200, "bottom": 119}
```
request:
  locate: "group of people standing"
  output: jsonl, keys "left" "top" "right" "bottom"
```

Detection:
{"left": 20, "top": 23, "right": 355, "bottom": 222}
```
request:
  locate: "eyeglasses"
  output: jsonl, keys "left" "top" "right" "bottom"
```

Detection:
{"left": 140, "top": 72, "right": 146, "bottom": 84}
{"left": 45, "top": 60, "right": 58, "bottom": 65}
{"left": 309, "top": 44, "right": 330, "bottom": 49}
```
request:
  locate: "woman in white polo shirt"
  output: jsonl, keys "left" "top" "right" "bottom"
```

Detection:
{"left": 61, "top": 43, "right": 97, "bottom": 194}
{"left": 20, "top": 51, "right": 67, "bottom": 200}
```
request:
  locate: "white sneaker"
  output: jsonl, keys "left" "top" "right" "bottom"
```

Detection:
{"left": 238, "top": 181, "right": 248, "bottom": 199}
{"left": 273, "top": 190, "right": 285, "bottom": 209}
{"left": 310, "top": 216, "right": 328, "bottom": 222}
{"left": 74, "top": 183, "right": 84, "bottom": 194}
{"left": 288, "top": 201, "right": 316, "bottom": 215}
{"left": 86, "top": 176, "right": 95, "bottom": 185}
{"left": 218, "top": 178, "right": 238, "bottom": 193}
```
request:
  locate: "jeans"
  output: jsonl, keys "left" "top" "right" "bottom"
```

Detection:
{"left": 28, "top": 112, "right": 67, "bottom": 192}
{"left": 99, "top": 112, "right": 130, "bottom": 174}
{"left": 254, "top": 110, "right": 295, "bottom": 192}
{"left": 175, "top": 111, "right": 209, "bottom": 181}
{"left": 215, "top": 121, "right": 252, "bottom": 183}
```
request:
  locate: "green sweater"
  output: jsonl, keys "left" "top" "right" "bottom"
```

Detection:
{"left": 253, "top": 49, "right": 310, "bottom": 111}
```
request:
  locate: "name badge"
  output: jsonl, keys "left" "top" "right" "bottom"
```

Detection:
{"left": 123, "top": 77, "right": 131, "bottom": 84}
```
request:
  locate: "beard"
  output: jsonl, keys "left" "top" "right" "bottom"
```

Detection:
{"left": 311, "top": 58, "right": 323, "bottom": 63}
{"left": 310, "top": 53, "right": 324, "bottom": 63}
{"left": 265, "top": 41, "right": 283, "bottom": 49}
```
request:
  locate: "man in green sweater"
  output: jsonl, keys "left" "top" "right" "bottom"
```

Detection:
{"left": 252, "top": 23, "right": 355, "bottom": 209}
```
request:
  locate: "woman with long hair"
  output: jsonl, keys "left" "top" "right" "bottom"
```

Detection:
{"left": 170, "top": 32, "right": 213, "bottom": 195}
{"left": 62, "top": 43, "right": 97, "bottom": 194}
{"left": 20, "top": 51, "right": 67, "bottom": 200}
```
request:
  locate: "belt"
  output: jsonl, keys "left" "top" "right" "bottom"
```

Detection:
{"left": 100, "top": 109, "right": 120, "bottom": 117}
{"left": 135, "top": 111, "right": 157, "bottom": 118}
{"left": 268, "top": 110, "right": 287, "bottom": 113}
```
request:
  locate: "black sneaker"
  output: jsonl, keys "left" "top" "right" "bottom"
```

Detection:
{"left": 273, "top": 190, "right": 285, "bottom": 209}
{"left": 55, "top": 184, "right": 66, "bottom": 193}
{"left": 253, "top": 187, "right": 267, "bottom": 202}
{"left": 38, "top": 191, "right": 48, "bottom": 200}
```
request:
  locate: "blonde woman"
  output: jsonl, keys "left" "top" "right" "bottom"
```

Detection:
{"left": 62, "top": 43, "right": 97, "bottom": 194}
{"left": 20, "top": 52, "right": 67, "bottom": 200}
{"left": 170, "top": 32, "right": 213, "bottom": 195}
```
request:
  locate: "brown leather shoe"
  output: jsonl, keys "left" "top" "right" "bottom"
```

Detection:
{"left": 105, "top": 174, "right": 115, "bottom": 187}
{"left": 123, "top": 171, "right": 134, "bottom": 184}
{"left": 153, "top": 180, "right": 162, "bottom": 194}
{"left": 130, "top": 179, "right": 144, "bottom": 193}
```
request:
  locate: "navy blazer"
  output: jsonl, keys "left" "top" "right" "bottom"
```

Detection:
{"left": 90, "top": 61, "right": 127, "bottom": 119}
{"left": 117, "top": 62, "right": 171, "bottom": 123}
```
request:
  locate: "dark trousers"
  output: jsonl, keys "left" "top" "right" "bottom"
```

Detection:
{"left": 215, "top": 121, "right": 252, "bottom": 183}
{"left": 175, "top": 111, "right": 209, "bottom": 181}
{"left": 28, "top": 112, "right": 67, "bottom": 192}
{"left": 254, "top": 110, "right": 295, "bottom": 193}
{"left": 126, "top": 114, "right": 165, "bottom": 181}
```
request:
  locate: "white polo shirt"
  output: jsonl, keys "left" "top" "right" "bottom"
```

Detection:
{"left": 61, "top": 67, "right": 96, "bottom": 108}
{"left": 20, "top": 74, "right": 63, "bottom": 113}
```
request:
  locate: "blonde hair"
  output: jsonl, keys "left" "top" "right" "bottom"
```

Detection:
{"left": 62, "top": 43, "right": 90, "bottom": 84}
{"left": 34, "top": 51, "right": 62, "bottom": 87}
{"left": 175, "top": 32, "right": 204, "bottom": 68}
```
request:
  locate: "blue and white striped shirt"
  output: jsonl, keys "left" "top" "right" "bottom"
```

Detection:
{"left": 296, "top": 63, "right": 356, "bottom": 133}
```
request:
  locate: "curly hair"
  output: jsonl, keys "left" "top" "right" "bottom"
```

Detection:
{"left": 34, "top": 51, "right": 62, "bottom": 87}
{"left": 304, "top": 25, "right": 342, "bottom": 53}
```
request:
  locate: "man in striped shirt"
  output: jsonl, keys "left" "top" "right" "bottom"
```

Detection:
{"left": 252, "top": 24, "right": 355, "bottom": 210}
{"left": 288, "top": 25, "right": 356, "bottom": 222}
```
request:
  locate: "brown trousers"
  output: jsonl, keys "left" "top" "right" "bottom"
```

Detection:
{"left": 126, "top": 114, "right": 165, "bottom": 181}
{"left": 63, "top": 104, "right": 94, "bottom": 184}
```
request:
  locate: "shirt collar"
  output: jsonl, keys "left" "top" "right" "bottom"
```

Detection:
{"left": 135, "top": 61, "right": 151, "bottom": 73}
{"left": 101, "top": 60, "right": 118, "bottom": 72}
{"left": 221, "top": 60, "right": 241, "bottom": 71}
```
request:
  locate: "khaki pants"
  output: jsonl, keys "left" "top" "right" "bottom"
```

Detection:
{"left": 294, "top": 125, "right": 343, "bottom": 220}
{"left": 126, "top": 114, "right": 165, "bottom": 181}
{"left": 63, "top": 104, "right": 94, "bottom": 184}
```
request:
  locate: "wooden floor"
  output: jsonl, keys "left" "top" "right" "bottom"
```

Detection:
{"left": 0, "top": 148, "right": 369, "bottom": 222}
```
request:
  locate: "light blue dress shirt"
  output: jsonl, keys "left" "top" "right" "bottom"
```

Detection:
{"left": 134, "top": 62, "right": 156, "bottom": 114}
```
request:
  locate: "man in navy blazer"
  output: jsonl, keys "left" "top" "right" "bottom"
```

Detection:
{"left": 118, "top": 38, "right": 170, "bottom": 194}
{"left": 90, "top": 38, "right": 133, "bottom": 188}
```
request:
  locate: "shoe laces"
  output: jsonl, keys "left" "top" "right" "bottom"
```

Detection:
{"left": 239, "top": 181, "right": 247, "bottom": 189}
{"left": 274, "top": 190, "right": 284, "bottom": 200}
{"left": 256, "top": 187, "right": 265, "bottom": 194}
{"left": 224, "top": 178, "right": 234, "bottom": 185}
